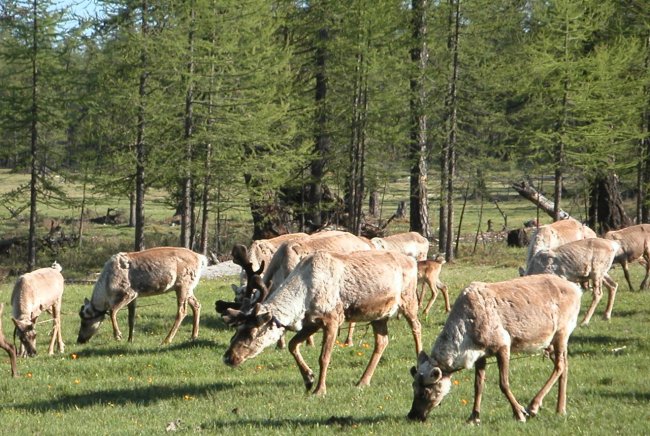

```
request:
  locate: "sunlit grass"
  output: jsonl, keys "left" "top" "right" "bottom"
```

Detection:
{"left": 0, "top": 259, "right": 648, "bottom": 435}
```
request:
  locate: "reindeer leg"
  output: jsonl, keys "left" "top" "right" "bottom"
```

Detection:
{"left": 467, "top": 357, "right": 487, "bottom": 425}
{"left": 495, "top": 346, "right": 528, "bottom": 422}
{"left": 422, "top": 280, "right": 437, "bottom": 318}
{"left": 127, "top": 299, "right": 137, "bottom": 342}
{"left": 640, "top": 249, "right": 650, "bottom": 290}
{"left": 581, "top": 279, "right": 602, "bottom": 326}
{"left": 187, "top": 294, "right": 201, "bottom": 340}
{"left": 400, "top": 291, "right": 422, "bottom": 356}
{"left": 528, "top": 338, "right": 568, "bottom": 416}
{"left": 438, "top": 281, "right": 451, "bottom": 313}
{"left": 313, "top": 316, "right": 341, "bottom": 396}
{"left": 48, "top": 300, "right": 64, "bottom": 355}
{"left": 288, "top": 324, "right": 320, "bottom": 392}
{"left": 163, "top": 287, "right": 189, "bottom": 345}
{"left": 620, "top": 260, "right": 635, "bottom": 292}
{"left": 0, "top": 305, "right": 18, "bottom": 377}
{"left": 55, "top": 299, "right": 64, "bottom": 353}
{"left": 602, "top": 274, "right": 618, "bottom": 321}
{"left": 110, "top": 292, "right": 136, "bottom": 341}
{"left": 343, "top": 321, "right": 355, "bottom": 347}
{"left": 356, "top": 319, "right": 389, "bottom": 388}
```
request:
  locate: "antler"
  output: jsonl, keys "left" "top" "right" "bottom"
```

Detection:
{"left": 232, "top": 244, "right": 265, "bottom": 280}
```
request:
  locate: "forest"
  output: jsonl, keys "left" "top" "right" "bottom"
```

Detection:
{"left": 0, "top": 0, "right": 649, "bottom": 271}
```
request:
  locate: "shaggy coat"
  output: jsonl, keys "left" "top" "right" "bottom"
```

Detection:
{"left": 223, "top": 250, "right": 422, "bottom": 396}
{"left": 262, "top": 230, "right": 373, "bottom": 293}
{"left": 523, "top": 218, "right": 597, "bottom": 273}
{"left": 408, "top": 274, "right": 582, "bottom": 423}
{"left": 77, "top": 247, "right": 207, "bottom": 345}
{"left": 371, "top": 231, "right": 429, "bottom": 261}
{"left": 526, "top": 238, "right": 619, "bottom": 325}
{"left": 11, "top": 262, "right": 65, "bottom": 357}
{"left": 240, "top": 233, "right": 309, "bottom": 286}
{"left": 604, "top": 224, "right": 650, "bottom": 291}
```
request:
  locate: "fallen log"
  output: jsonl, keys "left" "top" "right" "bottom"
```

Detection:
{"left": 511, "top": 180, "right": 570, "bottom": 220}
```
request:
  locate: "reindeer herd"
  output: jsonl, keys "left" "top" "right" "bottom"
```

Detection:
{"left": 1, "top": 219, "right": 649, "bottom": 425}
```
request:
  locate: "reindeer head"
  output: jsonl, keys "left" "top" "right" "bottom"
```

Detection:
{"left": 12, "top": 317, "right": 38, "bottom": 357}
{"left": 407, "top": 350, "right": 452, "bottom": 422}
{"left": 77, "top": 298, "right": 107, "bottom": 344}
{"left": 222, "top": 303, "right": 285, "bottom": 367}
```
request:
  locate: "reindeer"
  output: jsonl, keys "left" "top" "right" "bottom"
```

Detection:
{"left": 0, "top": 304, "right": 18, "bottom": 377}
{"left": 77, "top": 247, "right": 207, "bottom": 345}
{"left": 370, "top": 231, "right": 429, "bottom": 261}
{"left": 521, "top": 217, "right": 597, "bottom": 275}
{"left": 604, "top": 224, "right": 650, "bottom": 291}
{"left": 222, "top": 250, "right": 423, "bottom": 396}
{"left": 239, "top": 233, "right": 309, "bottom": 286}
{"left": 408, "top": 274, "right": 582, "bottom": 423}
{"left": 11, "top": 262, "right": 65, "bottom": 357}
{"left": 417, "top": 255, "right": 450, "bottom": 316}
{"left": 525, "top": 238, "right": 620, "bottom": 325}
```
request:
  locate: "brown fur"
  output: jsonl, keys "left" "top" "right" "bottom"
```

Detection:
{"left": 223, "top": 250, "right": 422, "bottom": 396}
{"left": 523, "top": 218, "right": 597, "bottom": 273}
{"left": 371, "top": 232, "right": 429, "bottom": 261}
{"left": 604, "top": 224, "right": 650, "bottom": 291}
{"left": 11, "top": 262, "right": 65, "bottom": 357}
{"left": 0, "top": 304, "right": 18, "bottom": 377}
{"left": 416, "top": 255, "right": 449, "bottom": 316}
{"left": 408, "top": 274, "right": 582, "bottom": 423}
{"left": 78, "top": 247, "right": 206, "bottom": 345}
{"left": 526, "top": 238, "right": 619, "bottom": 325}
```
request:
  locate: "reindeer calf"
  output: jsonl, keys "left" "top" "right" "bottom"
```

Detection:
{"left": 417, "top": 255, "right": 450, "bottom": 316}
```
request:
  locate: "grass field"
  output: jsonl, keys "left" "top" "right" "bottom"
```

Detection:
{"left": 0, "top": 256, "right": 648, "bottom": 435}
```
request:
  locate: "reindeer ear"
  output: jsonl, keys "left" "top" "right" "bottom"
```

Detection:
{"left": 410, "top": 366, "right": 417, "bottom": 378}
{"left": 417, "top": 350, "right": 430, "bottom": 367}
{"left": 231, "top": 284, "right": 238, "bottom": 292}
{"left": 256, "top": 311, "right": 273, "bottom": 325}
{"left": 430, "top": 367, "right": 443, "bottom": 383}
{"left": 84, "top": 297, "right": 90, "bottom": 305}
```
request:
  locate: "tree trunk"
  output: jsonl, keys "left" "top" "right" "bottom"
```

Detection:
{"left": 443, "top": 0, "right": 460, "bottom": 261}
{"left": 180, "top": 4, "right": 195, "bottom": 249}
{"left": 409, "top": 0, "right": 430, "bottom": 239}
{"left": 512, "top": 180, "right": 570, "bottom": 220}
{"left": 310, "top": 27, "right": 330, "bottom": 228}
{"left": 588, "top": 173, "right": 633, "bottom": 233}
{"left": 641, "top": 34, "right": 650, "bottom": 223}
{"left": 27, "top": 0, "right": 38, "bottom": 271}
{"left": 134, "top": 0, "right": 148, "bottom": 252}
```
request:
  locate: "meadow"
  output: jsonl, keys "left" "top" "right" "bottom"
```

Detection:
{"left": 0, "top": 255, "right": 648, "bottom": 435}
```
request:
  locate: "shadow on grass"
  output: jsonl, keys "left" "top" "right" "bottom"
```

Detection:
{"left": 568, "top": 333, "right": 639, "bottom": 356}
{"left": 597, "top": 390, "right": 650, "bottom": 403}
{"left": 13, "top": 381, "right": 235, "bottom": 412}
{"left": 73, "top": 338, "right": 226, "bottom": 358}
{"left": 201, "top": 413, "right": 403, "bottom": 431}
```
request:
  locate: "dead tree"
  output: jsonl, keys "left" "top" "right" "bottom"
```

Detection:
{"left": 511, "top": 181, "right": 570, "bottom": 220}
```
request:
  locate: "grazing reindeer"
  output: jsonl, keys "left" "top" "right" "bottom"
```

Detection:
{"left": 408, "top": 274, "right": 582, "bottom": 423}
{"left": 370, "top": 231, "right": 429, "bottom": 261}
{"left": 78, "top": 247, "right": 207, "bottom": 345}
{"left": 521, "top": 218, "right": 597, "bottom": 275}
{"left": 11, "top": 262, "right": 65, "bottom": 357}
{"left": 526, "top": 238, "right": 620, "bottom": 325}
{"left": 0, "top": 304, "right": 18, "bottom": 377}
{"left": 223, "top": 250, "right": 423, "bottom": 396}
{"left": 417, "top": 255, "right": 450, "bottom": 316}
{"left": 604, "top": 224, "right": 650, "bottom": 291}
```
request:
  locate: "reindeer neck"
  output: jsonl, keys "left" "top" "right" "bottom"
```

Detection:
{"left": 263, "top": 275, "right": 310, "bottom": 331}
{"left": 432, "top": 318, "right": 486, "bottom": 374}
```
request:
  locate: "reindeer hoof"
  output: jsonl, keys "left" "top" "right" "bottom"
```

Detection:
{"left": 305, "top": 373, "right": 315, "bottom": 391}
{"left": 466, "top": 412, "right": 480, "bottom": 425}
{"left": 516, "top": 407, "right": 530, "bottom": 422}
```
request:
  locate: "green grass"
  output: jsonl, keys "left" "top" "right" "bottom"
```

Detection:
{"left": 0, "top": 260, "right": 648, "bottom": 435}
